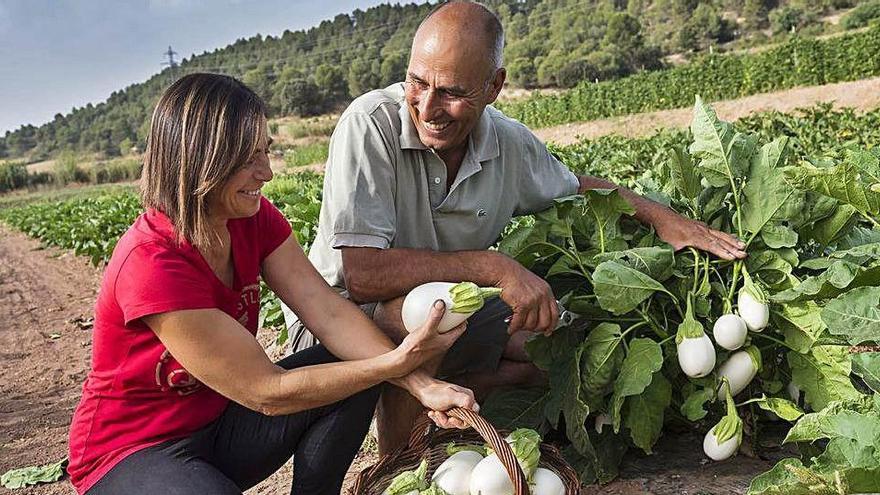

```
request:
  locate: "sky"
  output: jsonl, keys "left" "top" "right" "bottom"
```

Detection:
{"left": 0, "top": 0, "right": 394, "bottom": 134}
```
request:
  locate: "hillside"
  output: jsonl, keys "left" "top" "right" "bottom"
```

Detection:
{"left": 2, "top": 0, "right": 879, "bottom": 162}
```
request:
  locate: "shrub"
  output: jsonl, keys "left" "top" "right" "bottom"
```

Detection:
{"left": 842, "top": 0, "right": 880, "bottom": 29}
{"left": 0, "top": 161, "right": 29, "bottom": 193}
{"left": 52, "top": 152, "right": 88, "bottom": 185}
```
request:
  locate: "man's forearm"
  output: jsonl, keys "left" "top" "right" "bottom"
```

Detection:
{"left": 577, "top": 175, "right": 673, "bottom": 225}
{"left": 341, "top": 247, "right": 512, "bottom": 303}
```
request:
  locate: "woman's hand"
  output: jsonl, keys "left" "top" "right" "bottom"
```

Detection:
{"left": 394, "top": 300, "right": 466, "bottom": 376}
{"left": 415, "top": 380, "right": 478, "bottom": 429}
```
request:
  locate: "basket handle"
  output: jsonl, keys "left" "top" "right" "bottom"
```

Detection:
{"left": 409, "top": 407, "right": 531, "bottom": 495}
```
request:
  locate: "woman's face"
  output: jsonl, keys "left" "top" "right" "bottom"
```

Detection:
{"left": 210, "top": 123, "right": 273, "bottom": 222}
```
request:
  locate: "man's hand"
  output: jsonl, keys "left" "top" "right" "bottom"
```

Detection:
{"left": 497, "top": 258, "right": 559, "bottom": 335}
{"left": 654, "top": 209, "right": 747, "bottom": 260}
{"left": 416, "top": 380, "right": 478, "bottom": 429}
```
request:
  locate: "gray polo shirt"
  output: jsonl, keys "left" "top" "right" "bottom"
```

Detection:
{"left": 308, "top": 83, "right": 579, "bottom": 289}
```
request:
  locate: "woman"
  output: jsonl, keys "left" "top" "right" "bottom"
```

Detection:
{"left": 67, "top": 73, "right": 477, "bottom": 495}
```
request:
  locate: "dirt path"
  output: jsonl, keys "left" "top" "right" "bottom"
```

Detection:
{"left": 0, "top": 225, "right": 99, "bottom": 495}
{"left": 533, "top": 76, "right": 880, "bottom": 145}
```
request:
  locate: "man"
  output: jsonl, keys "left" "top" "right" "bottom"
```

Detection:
{"left": 282, "top": 0, "right": 747, "bottom": 453}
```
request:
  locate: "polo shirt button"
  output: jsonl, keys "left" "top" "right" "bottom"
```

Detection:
{"left": 433, "top": 177, "right": 441, "bottom": 185}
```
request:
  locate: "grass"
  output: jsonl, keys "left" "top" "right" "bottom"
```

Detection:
{"left": 282, "top": 141, "right": 330, "bottom": 168}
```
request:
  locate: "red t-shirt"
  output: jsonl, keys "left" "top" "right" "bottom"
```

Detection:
{"left": 67, "top": 197, "right": 291, "bottom": 494}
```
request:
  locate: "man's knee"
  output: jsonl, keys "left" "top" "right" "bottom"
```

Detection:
{"left": 372, "top": 296, "right": 408, "bottom": 344}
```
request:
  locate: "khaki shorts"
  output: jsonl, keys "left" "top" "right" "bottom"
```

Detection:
{"left": 284, "top": 294, "right": 513, "bottom": 379}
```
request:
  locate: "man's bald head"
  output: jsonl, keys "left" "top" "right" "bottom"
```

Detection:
{"left": 414, "top": 1, "right": 505, "bottom": 71}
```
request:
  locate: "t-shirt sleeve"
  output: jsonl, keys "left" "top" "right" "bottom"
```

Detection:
{"left": 322, "top": 111, "right": 396, "bottom": 249}
{"left": 513, "top": 127, "right": 580, "bottom": 216}
{"left": 257, "top": 197, "right": 293, "bottom": 261}
{"left": 114, "top": 243, "right": 216, "bottom": 326}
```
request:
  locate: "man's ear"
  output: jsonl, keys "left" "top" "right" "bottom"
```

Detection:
{"left": 486, "top": 68, "right": 507, "bottom": 104}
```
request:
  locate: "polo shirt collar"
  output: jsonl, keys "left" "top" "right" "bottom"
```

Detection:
{"left": 398, "top": 103, "right": 500, "bottom": 163}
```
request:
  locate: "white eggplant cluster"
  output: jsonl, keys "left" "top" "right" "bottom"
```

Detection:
{"left": 383, "top": 429, "right": 566, "bottom": 495}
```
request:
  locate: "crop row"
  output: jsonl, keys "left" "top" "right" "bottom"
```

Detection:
{"left": 499, "top": 24, "right": 880, "bottom": 128}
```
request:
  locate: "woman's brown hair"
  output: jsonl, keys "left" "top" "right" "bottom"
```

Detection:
{"left": 141, "top": 73, "right": 267, "bottom": 247}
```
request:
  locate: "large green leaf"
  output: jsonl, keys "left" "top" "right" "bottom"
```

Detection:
{"left": 609, "top": 338, "right": 664, "bottom": 431}
{"left": 580, "top": 323, "right": 626, "bottom": 411}
{"left": 784, "top": 150, "right": 880, "bottom": 222}
{"left": 742, "top": 137, "right": 796, "bottom": 237}
{"left": 481, "top": 387, "right": 550, "bottom": 432}
{"left": 788, "top": 346, "right": 861, "bottom": 411}
{"left": 772, "top": 301, "right": 826, "bottom": 353}
{"left": 665, "top": 145, "right": 701, "bottom": 201}
{"left": 579, "top": 189, "right": 636, "bottom": 252}
{"left": 747, "top": 458, "right": 814, "bottom": 495}
{"left": 771, "top": 260, "right": 873, "bottom": 303}
{"left": 593, "top": 246, "right": 675, "bottom": 282}
{"left": 524, "top": 328, "right": 602, "bottom": 480}
{"left": 784, "top": 396, "right": 877, "bottom": 443}
{"left": 822, "top": 286, "right": 880, "bottom": 345}
{"left": 593, "top": 260, "right": 671, "bottom": 315}
{"left": 689, "top": 96, "right": 755, "bottom": 188}
{"left": 753, "top": 395, "right": 804, "bottom": 422}
{"left": 680, "top": 386, "right": 715, "bottom": 421}
{"left": 623, "top": 373, "right": 672, "bottom": 454}
{"left": 852, "top": 353, "right": 880, "bottom": 393}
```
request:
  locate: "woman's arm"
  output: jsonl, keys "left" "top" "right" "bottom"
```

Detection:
{"left": 261, "top": 235, "right": 478, "bottom": 426}
{"left": 262, "top": 235, "right": 424, "bottom": 362}
{"left": 143, "top": 302, "right": 457, "bottom": 417}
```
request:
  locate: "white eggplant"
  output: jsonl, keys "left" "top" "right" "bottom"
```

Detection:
{"left": 469, "top": 453, "right": 513, "bottom": 495}
{"left": 737, "top": 271, "right": 769, "bottom": 331}
{"left": 712, "top": 314, "right": 748, "bottom": 350}
{"left": 702, "top": 427, "right": 741, "bottom": 461}
{"left": 432, "top": 451, "right": 483, "bottom": 495}
{"left": 676, "top": 295, "right": 716, "bottom": 378}
{"left": 703, "top": 379, "right": 743, "bottom": 461}
{"left": 402, "top": 282, "right": 502, "bottom": 334}
{"left": 718, "top": 346, "right": 762, "bottom": 398}
{"left": 531, "top": 468, "right": 565, "bottom": 495}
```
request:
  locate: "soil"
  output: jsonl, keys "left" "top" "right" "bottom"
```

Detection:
{"left": 0, "top": 222, "right": 781, "bottom": 495}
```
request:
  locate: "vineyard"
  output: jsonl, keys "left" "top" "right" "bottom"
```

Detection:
{"left": 2, "top": 98, "right": 880, "bottom": 493}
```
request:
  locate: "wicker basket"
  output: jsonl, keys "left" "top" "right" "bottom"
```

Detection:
{"left": 351, "top": 407, "right": 581, "bottom": 494}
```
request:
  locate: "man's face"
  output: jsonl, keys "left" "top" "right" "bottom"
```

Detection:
{"left": 404, "top": 33, "right": 503, "bottom": 157}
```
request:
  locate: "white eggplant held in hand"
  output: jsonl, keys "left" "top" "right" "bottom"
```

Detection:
{"left": 676, "top": 295, "right": 716, "bottom": 378}
{"left": 712, "top": 314, "right": 748, "bottom": 350}
{"left": 737, "top": 270, "right": 769, "bottom": 332}
{"left": 432, "top": 450, "right": 483, "bottom": 495}
{"left": 703, "top": 379, "right": 743, "bottom": 461}
{"left": 402, "top": 282, "right": 502, "bottom": 334}
{"left": 718, "top": 346, "right": 762, "bottom": 398}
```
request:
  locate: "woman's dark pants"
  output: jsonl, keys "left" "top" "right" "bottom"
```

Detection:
{"left": 87, "top": 345, "right": 379, "bottom": 495}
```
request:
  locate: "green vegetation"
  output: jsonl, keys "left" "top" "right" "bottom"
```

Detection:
{"left": 0, "top": 0, "right": 872, "bottom": 163}
{"left": 2, "top": 102, "right": 880, "bottom": 490}
{"left": 499, "top": 24, "right": 880, "bottom": 128}
{"left": 282, "top": 141, "right": 329, "bottom": 168}
{"left": 484, "top": 99, "right": 880, "bottom": 488}
{"left": 842, "top": 0, "right": 880, "bottom": 28}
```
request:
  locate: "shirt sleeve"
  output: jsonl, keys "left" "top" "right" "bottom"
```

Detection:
{"left": 114, "top": 243, "right": 215, "bottom": 326}
{"left": 513, "top": 127, "right": 580, "bottom": 216}
{"left": 257, "top": 197, "right": 293, "bottom": 261}
{"left": 323, "top": 111, "right": 397, "bottom": 249}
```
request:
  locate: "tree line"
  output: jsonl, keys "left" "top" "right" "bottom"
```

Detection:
{"left": 2, "top": 0, "right": 874, "bottom": 162}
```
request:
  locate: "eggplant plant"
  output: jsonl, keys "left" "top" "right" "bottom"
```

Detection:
{"left": 483, "top": 97, "right": 880, "bottom": 490}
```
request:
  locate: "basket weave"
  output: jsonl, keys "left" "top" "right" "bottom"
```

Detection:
{"left": 351, "top": 407, "right": 581, "bottom": 494}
